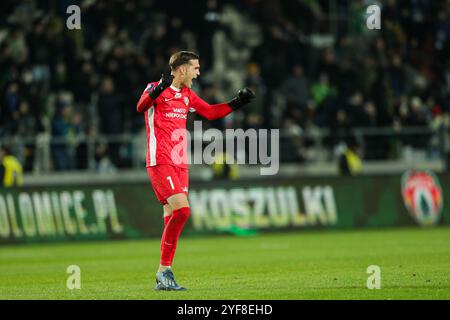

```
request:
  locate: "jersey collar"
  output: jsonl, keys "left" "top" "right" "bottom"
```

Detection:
{"left": 170, "top": 85, "right": 181, "bottom": 92}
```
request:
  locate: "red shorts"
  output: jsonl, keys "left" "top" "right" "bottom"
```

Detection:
{"left": 147, "top": 164, "right": 189, "bottom": 205}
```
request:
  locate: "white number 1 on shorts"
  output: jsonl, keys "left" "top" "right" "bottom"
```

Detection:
{"left": 167, "top": 176, "right": 175, "bottom": 190}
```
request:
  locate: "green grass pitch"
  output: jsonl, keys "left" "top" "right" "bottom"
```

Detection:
{"left": 1, "top": 227, "right": 449, "bottom": 300}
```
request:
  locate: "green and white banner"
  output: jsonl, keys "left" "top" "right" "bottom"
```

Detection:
{"left": 1, "top": 173, "right": 449, "bottom": 244}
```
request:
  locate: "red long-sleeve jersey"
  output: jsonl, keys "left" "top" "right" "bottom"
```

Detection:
{"left": 137, "top": 82, "right": 233, "bottom": 168}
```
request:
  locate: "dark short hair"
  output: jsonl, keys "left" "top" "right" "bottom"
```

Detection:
{"left": 169, "top": 51, "right": 199, "bottom": 71}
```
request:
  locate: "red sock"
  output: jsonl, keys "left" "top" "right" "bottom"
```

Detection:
{"left": 164, "top": 215, "right": 171, "bottom": 227}
{"left": 160, "top": 207, "right": 190, "bottom": 266}
{"left": 160, "top": 216, "right": 173, "bottom": 261}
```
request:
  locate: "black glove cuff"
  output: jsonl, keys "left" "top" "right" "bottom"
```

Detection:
{"left": 148, "top": 84, "right": 165, "bottom": 100}
{"left": 228, "top": 97, "right": 244, "bottom": 110}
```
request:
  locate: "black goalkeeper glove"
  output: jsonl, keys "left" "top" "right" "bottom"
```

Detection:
{"left": 227, "top": 87, "right": 256, "bottom": 110}
{"left": 148, "top": 71, "right": 174, "bottom": 100}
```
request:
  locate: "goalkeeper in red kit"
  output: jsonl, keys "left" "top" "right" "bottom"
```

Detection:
{"left": 136, "top": 51, "right": 255, "bottom": 291}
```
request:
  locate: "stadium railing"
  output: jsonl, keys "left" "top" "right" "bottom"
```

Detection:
{"left": 0, "top": 125, "right": 449, "bottom": 178}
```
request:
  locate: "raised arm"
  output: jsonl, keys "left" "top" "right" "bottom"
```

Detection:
{"left": 136, "top": 73, "right": 174, "bottom": 113}
{"left": 191, "top": 88, "right": 255, "bottom": 120}
{"left": 136, "top": 84, "right": 156, "bottom": 113}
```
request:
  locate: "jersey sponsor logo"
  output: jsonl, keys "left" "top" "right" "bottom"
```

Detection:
{"left": 401, "top": 170, "right": 443, "bottom": 226}
{"left": 164, "top": 112, "right": 187, "bottom": 119}
{"left": 165, "top": 108, "right": 188, "bottom": 119}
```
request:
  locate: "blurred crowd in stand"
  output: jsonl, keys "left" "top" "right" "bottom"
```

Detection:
{"left": 0, "top": 0, "right": 449, "bottom": 173}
